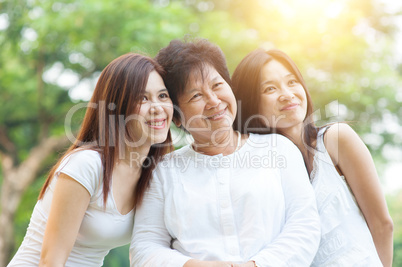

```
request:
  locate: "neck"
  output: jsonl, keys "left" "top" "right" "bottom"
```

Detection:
{"left": 192, "top": 129, "right": 239, "bottom": 156}
{"left": 118, "top": 144, "right": 151, "bottom": 170}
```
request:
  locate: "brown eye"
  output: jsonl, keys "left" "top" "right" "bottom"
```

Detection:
{"left": 263, "top": 86, "right": 275, "bottom": 93}
{"left": 159, "top": 93, "right": 169, "bottom": 99}
{"left": 190, "top": 93, "right": 202, "bottom": 101}
{"left": 213, "top": 82, "right": 223, "bottom": 89}
{"left": 289, "top": 79, "right": 298, "bottom": 85}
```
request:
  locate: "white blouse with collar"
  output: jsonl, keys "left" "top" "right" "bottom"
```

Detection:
{"left": 130, "top": 133, "right": 320, "bottom": 267}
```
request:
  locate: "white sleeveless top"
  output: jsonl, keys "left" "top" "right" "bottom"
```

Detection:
{"left": 310, "top": 127, "right": 382, "bottom": 266}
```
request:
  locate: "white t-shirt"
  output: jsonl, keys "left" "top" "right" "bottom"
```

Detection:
{"left": 130, "top": 133, "right": 320, "bottom": 267}
{"left": 311, "top": 127, "right": 382, "bottom": 266}
{"left": 8, "top": 150, "right": 134, "bottom": 267}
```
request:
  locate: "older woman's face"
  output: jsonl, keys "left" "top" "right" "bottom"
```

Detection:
{"left": 176, "top": 64, "right": 237, "bottom": 140}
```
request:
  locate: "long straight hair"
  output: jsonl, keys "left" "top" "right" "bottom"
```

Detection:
{"left": 232, "top": 49, "right": 319, "bottom": 171}
{"left": 39, "top": 53, "right": 173, "bottom": 208}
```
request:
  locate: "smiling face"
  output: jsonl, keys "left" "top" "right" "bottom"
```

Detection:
{"left": 128, "top": 71, "right": 173, "bottom": 146}
{"left": 176, "top": 64, "right": 237, "bottom": 142}
{"left": 259, "top": 59, "right": 307, "bottom": 132}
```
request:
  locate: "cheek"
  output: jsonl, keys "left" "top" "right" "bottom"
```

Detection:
{"left": 165, "top": 103, "right": 174, "bottom": 118}
{"left": 219, "top": 85, "right": 236, "bottom": 105}
{"left": 298, "top": 87, "right": 308, "bottom": 102}
{"left": 137, "top": 105, "right": 149, "bottom": 119}
{"left": 179, "top": 106, "right": 200, "bottom": 127}
{"left": 259, "top": 97, "right": 276, "bottom": 117}
{"left": 225, "top": 89, "right": 237, "bottom": 103}
{"left": 300, "top": 92, "right": 308, "bottom": 114}
{"left": 258, "top": 105, "right": 278, "bottom": 128}
{"left": 227, "top": 94, "right": 237, "bottom": 117}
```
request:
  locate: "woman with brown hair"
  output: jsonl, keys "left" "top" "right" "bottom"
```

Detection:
{"left": 231, "top": 48, "right": 393, "bottom": 266}
{"left": 130, "top": 39, "right": 320, "bottom": 267}
{"left": 8, "top": 53, "right": 173, "bottom": 266}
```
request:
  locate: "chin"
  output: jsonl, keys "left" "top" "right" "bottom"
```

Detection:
{"left": 213, "top": 119, "right": 234, "bottom": 128}
{"left": 150, "top": 135, "right": 169, "bottom": 146}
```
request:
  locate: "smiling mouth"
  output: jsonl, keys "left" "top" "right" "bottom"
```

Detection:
{"left": 281, "top": 103, "right": 299, "bottom": 111}
{"left": 206, "top": 107, "right": 227, "bottom": 120}
{"left": 146, "top": 119, "right": 166, "bottom": 129}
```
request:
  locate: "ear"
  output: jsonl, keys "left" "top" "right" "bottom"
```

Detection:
{"left": 173, "top": 117, "right": 182, "bottom": 128}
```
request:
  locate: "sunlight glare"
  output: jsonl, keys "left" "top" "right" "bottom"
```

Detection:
{"left": 261, "top": 0, "right": 345, "bottom": 19}
{"left": 325, "top": 2, "right": 344, "bottom": 18}
{"left": 0, "top": 13, "right": 9, "bottom": 31}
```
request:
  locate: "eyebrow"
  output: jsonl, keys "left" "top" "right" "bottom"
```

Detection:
{"left": 144, "top": 88, "right": 168, "bottom": 94}
{"left": 210, "top": 76, "right": 221, "bottom": 83}
{"left": 183, "top": 75, "right": 221, "bottom": 95}
{"left": 183, "top": 88, "right": 200, "bottom": 96}
{"left": 261, "top": 73, "right": 295, "bottom": 86}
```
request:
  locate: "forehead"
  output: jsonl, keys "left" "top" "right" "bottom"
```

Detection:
{"left": 184, "top": 64, "right": 221, "bottom": 90}
{"left": 145, "top": 71, "right": 165, "bottom": 92}
{"left": 261, "top": 59, "right": 293, "bottom": 79}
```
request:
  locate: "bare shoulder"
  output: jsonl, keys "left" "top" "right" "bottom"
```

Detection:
{"left": 324, "top": 123, "right": 361, "bottom": 166}
{"left": 325, "top": 123, "right": 358, "bottom": 143}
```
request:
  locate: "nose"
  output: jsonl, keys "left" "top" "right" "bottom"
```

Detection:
{"left": 279, "top": 86, "right": 295, "bottom": 102}
{"left": 205, "top": 91, "right": 221, "bottom": 109}
{"left": 150, "top": 102, "right": 164, "bottom": 114}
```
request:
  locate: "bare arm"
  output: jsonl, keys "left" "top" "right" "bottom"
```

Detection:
{"left": 325, "top": 123, "right": 393, "bottom": 267}
{"left": 39, "top": 173, "right": 90, "bottom": 267}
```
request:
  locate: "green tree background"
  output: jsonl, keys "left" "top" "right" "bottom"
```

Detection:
{"left": 0, "top": 0, "right": 401, "bottom": 266}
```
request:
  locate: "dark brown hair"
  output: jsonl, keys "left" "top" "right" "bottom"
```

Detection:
{"left": 39, "top": 53, "right": 173, "bottom": 208}
{"left": 155, "top": 38, "right": 231, "bottom": 126}
{"left": 232, "top": 48, "right": 319, "bottom": 168}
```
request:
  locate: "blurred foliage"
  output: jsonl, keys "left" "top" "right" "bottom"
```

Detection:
{"left": 0, "top": 0, "right": 401, "bottom": 266}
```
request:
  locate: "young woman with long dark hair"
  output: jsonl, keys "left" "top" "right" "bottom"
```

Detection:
{"left": 8, "top": 53, "right": 173, "bottom": 267}
{"left": 231, "top": 48, "right": 393, "bottom": 266}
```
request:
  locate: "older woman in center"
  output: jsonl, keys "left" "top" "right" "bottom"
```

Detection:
{"left": 130, "top": 39, "right": 320, "bottom": 267}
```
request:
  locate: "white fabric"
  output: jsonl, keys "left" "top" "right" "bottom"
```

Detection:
{"left": 310, "top": 127, "right": 382, "bottom": 267}
{"left": 8, "top": 150, "right": 134, "bottom": 267}
{"left": 130, "top": 133, "right": 320, "bottom": 267}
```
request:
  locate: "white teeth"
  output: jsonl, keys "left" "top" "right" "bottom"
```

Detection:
{"left": 208, "top": 109, "right": 225, "bottom": 119}
{"left": 148, "top": 121, "right": 164, "bottom": 126}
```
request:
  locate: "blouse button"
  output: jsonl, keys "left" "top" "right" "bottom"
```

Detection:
{"left": 218, "top": 177, "right": 226, "bottom": 184}
{"left": 221, "top": 200, "right": 230, "bottom": 208}
{"left": 222, "top": 214, "right": 231, "bottom": 224}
